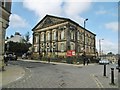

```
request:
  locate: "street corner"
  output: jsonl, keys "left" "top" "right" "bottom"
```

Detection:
{"left": 1, "top": 65, "right": 25, "bottom": 86}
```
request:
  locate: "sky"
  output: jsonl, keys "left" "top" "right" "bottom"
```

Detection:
{"left": 6, "top": 0, "right": 119, "bottom": 54}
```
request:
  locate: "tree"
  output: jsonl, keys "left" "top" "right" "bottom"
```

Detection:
{"left": 5, "top": 41, "right": 32, "bottom": 56}
{"left": 107, "top": 52, "right": 114, "bottom": 55}
{"left": 25, "top": 31, "right": 30, "bottom": 43}
{"left": 6, "top": 37, "right": 9, "bottom": 39}
{"left": 10, "top": 35, "right": 14, "bottom": 38}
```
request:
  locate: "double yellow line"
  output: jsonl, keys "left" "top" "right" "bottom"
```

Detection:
{"left": 90, "top": 74, "right": 104, "bottom": 88}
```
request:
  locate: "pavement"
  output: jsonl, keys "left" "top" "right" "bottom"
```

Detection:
{"left": 0, "top": 59, "right": 119, "bottom": 89}
{"left": 0, "top": 64, "right": 25, "bottom": 89}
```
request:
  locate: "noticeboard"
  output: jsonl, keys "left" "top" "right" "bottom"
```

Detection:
{"left": 66, "top": 50, "right": 75, "bottom": 56}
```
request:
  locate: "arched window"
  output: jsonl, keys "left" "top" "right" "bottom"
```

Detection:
{"left": 52, "top": 30, "right": 56, "bottom": 40}
{"left": 47, "top": 32, "right": 50, "bottom": 41}
{"left": 35, "top": 35, "right": 39, "bottom": 43}
{"left": 41, "top": 32, "right": 44, "bottom": 41}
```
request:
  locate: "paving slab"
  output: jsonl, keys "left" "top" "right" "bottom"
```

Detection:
{"left": 0, "top": 64, "right": 25, "bottom": 88}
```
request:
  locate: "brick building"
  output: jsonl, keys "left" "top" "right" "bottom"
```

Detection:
{"left": 32, "top": 15, "right": 96, "bottom": 58}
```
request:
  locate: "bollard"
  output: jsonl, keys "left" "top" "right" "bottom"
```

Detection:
{"left": 103, "top": 64, "right": 106, "bottom": 76}
{"left": 118, "top": 66, "right": 120, "bottom": 73}
{"left": 111, "top": 68, "right": 115, "bottom": 85}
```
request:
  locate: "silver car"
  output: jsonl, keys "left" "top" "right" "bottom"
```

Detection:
{"left": 99, "top": 59, "right": 110, "bottom": 65}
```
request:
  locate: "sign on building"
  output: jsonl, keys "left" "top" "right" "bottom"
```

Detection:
{"left": 66, "top": 50, "right": 75, "bottom": 56}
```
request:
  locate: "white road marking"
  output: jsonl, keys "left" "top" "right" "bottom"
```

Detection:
{"left": 90, "top": 74, "right": 104, "bottom": 88}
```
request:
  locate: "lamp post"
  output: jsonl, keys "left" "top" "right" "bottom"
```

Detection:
{"left": 99, "top": 39, "right": 104, "bottom": 60}
{"left": 83, "top": 18, "right": 88, "bottom": 53}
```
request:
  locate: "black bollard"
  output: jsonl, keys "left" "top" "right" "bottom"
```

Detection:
{"left": 111, "top": 68, "right": 115, "bottom": 85}
{"left": 103, "top": 64, "right": 106, "bottom": 76}
{"left": 119, "top": 66, "right": 120, "bottom": 73}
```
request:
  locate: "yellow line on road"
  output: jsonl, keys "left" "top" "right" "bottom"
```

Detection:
{"left": 90, "top": 74, "right": 104, "bottom": 88}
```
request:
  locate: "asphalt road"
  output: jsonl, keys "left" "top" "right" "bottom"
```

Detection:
{"left": 3, "top": 60, "right": 118, "bottom": 88}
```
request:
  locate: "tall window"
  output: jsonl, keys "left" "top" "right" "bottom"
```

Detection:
{"left": 61, "top": 30, "right": 64, "bottom": 39}
{"left": 35, "top": 35, "right": 39, "bottom": 43}
{"left": 52, "top": 30, "right": 56, "bottom": 40}
{"left": 71, "top": 43, "right": 74, "bottom": 50}
{"left": 41, "top": 33, "right": 44, "bottom": 41}
{"left": 82, "top": 33, "right": 84, "bottom": 42}
{"left": 71, "top": 31, "right": 74, "bottom": 40}
{"left": 2, "top": 0, "right": 5, "bottom": 7}
{"left": 61, "top": 43, "right": 64, "bottom": 52}
{"left": 34, "top": 46, "right": 38, "bottom": 52}
{"left": 47, "top": 32, "right": 50, "bottom": 41}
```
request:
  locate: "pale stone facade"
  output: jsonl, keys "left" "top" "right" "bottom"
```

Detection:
{"left": 0, "top": 0, "right": 12, "bottom": 69}
{"left": 32, "top": 15, "right": 96, "bottom": 58}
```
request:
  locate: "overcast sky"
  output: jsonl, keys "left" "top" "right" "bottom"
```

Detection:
{"left": 6, "top": 0, "right": 119, "bottom": 54}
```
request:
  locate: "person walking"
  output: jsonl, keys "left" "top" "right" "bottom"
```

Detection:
{"left": 87, "top": 58, "right": 90, "bottom": 65}
{"left": 82, "top": 53, "right": 86, "bottom": 66}
{"left": 48, "top": 55, "right": 51, "bottom": 63}
{"left": 118, "top": 57, "right": 120, "bottom": 72}
{"left": 4, "top": 53, "right": 8, "bottom": 66}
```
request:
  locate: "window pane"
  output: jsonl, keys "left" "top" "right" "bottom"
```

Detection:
{"left": 61, "top": 43, "right": 64, "bottom": 52}
{"left": 41, "top": 33, "right": 44, "bottom": 41}
{"left": 61, "top": 30, "right": 64, "bottom": 39}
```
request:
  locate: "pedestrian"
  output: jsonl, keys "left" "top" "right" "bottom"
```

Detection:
{"left": 48, "top": 55, "right": 51, "bottom": 63}
{"left": 82, "top": 53, "right": 86, "bottom": 66}
{"left": 87, "top": 58, "right": 90, "bottom": 65}
{"left": 118, "top": 57, "right": 120, "bottom": 72}
{"left": 4, "top": 53, "right": 8, "bottom": 66}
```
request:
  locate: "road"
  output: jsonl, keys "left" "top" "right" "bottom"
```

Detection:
{"left": 3, "top": 60, "right": 118, "bottom": 88}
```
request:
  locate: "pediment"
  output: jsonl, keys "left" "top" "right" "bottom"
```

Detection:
{"left": 33, "top": 15, "right": 67, "bottom": 30}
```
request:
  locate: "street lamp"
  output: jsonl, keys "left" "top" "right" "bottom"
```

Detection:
{"left": 83, "top": 18, "right": 88, "bottom": 53}
{"left": 99, "top": 39, "right": 104, "bottom": 60}
{"left": 84, "top": 18, "right": 88, "bottom": 29}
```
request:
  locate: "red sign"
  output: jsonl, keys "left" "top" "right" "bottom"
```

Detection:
{"left": 66, "top": 50, "right": 75, "bottom": 56}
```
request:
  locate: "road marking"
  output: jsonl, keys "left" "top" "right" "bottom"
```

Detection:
{"left": 90, "top": 74, "right": 104, "bottom": 88}
{"left": 24, "top": 67, "right": 32, "bottom": 81}
{"left": 15, "top": 75, "right": 24, "bottom": 81}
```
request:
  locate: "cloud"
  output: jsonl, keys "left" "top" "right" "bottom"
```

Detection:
{"left": 23, "top": 0, "right": 92, "bottom": 25}
{"left": 23, "top": 0, "right": 63, "bottom": 18}
{"left": 96, "top": 39, "right": 118, "bottom": 54}
{"left": 63, "top": 0, "right": 92, "bottom": 16}
{"left": 96, "top": 10, "right": 107, "bottom": 15}
{"left": 105, "top": 22, "right": 118, "bottom": 32}
{"left": 10, "top": 14, "right": 29, "bottom": 28}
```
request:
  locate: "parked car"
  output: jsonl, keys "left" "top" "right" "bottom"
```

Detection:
{"left": 99, "top": 59, "right": 110, "bottom": 65}
{"left": 116, "top": 64, "right": 119, "bottom": 69}
{"left": 4, "top": 52, "right": 17, "bottom": 61}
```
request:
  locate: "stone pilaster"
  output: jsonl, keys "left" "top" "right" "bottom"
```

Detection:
{"left": 0, "top": 20, "right": 7, "bottom": 69}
